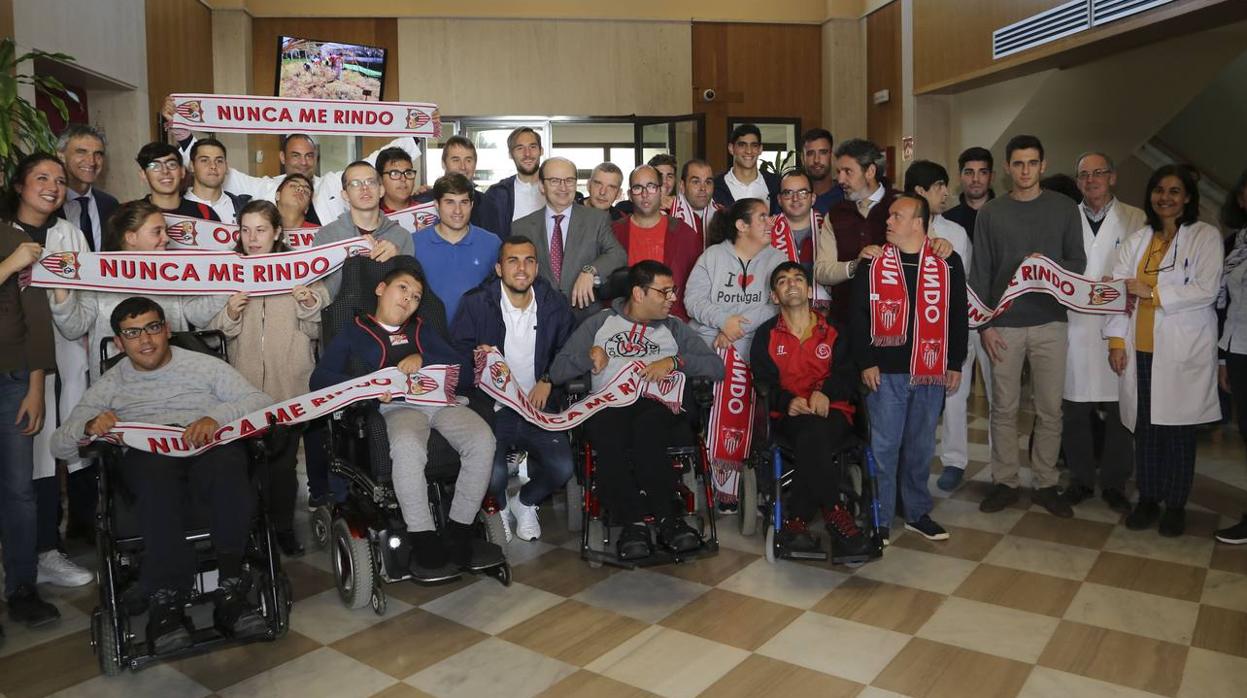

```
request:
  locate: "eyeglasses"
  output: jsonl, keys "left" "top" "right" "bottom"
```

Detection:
{"left": 1076, "top": 169, "right": 1113, "bottom": 181}
{"left": 144, "top": 160, "right": 181, "bottom": 172}
{"left": 1143, "top": 238, "right": 1178, "bottom": 275}
{"left": 646, "top": 285, "right": 678, "bottom": 299}
{"left": 383, "top": 168, "right": 418, "bottom": 181}
{"left": 542, "top": 176, "right": 577, "bottom": 189}
{"left": 117, "top": 320, "right": 166, "bottom": 340}
{"left": 346, "top": 178, "right": 380, "bottom": 190}
{"left": 629, "top": 182, "right": 661, "bottom": 195}
{"left": 779, "top": 188, "right": 812, "bottom": 200}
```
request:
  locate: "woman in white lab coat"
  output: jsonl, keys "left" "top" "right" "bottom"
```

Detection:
{"left": 1105, "top": 165, "right": 1221, "bottom": 537}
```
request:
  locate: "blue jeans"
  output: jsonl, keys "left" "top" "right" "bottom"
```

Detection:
{"left": 866, "top": 373, "right": 944, "bottom": 529}
{"left": 0, "top": 371, "right": 38, "bottom": 597}
{"left": 488, "top": 408, "right": 574, "bottom": 507}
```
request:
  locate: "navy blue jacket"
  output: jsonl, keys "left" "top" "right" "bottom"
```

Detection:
{"left": 449, "top": 275, "right": 574, "bottom": 410}
{"left": 310, "top": 311, "right": 472, "bottom": 394}
{"left": 484, "top": 176, "right": 518, "bottom": 237}
{"left": 713, "top": 170, "right": 782, "bottom": 214}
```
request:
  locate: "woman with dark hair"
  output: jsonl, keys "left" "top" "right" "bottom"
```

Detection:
{"left": 1105, "top": 164, "right": 1222, "bottom": 537}
{"left": 209, "top": 200, "right": 328, "bottom": 555}
{"left": 1214, "top": 168, "right": 1247, "bottom": 544}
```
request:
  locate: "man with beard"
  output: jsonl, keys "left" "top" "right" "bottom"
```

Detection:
{"left": 611, "top": 165, "right": 701, "bottom": 320}
{"left": 485, "top": 127, "right": 545, "bottom": 237}
{"left": 800, "top": 128, "right": 844, "bottom": 215}
{"left": 944, "top": 147, "right": 995, "bottom": 241}
{"left": 713, "top": 124, "right": 780, "bottom": 214}
{"left": 185, "top": 138, "right": 251, "bottom": 224}
{"left": 412, "top": 174, "right": 501, "bottom": 321}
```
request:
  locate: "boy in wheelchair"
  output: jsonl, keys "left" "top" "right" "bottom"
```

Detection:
{"left": 310, "top": 265, "right": 502, "bottom": 574}
{"left": 750, "top": 263, "right": 873, "bottom": 558}
{"left": 550, "top": 260, "right": 724, "bottom": 560}
{"left": 49, "top": 298, "right": 274, "bottom": 655}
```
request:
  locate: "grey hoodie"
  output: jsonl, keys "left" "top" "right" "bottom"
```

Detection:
{"left": 684, "top": 240, "right": 785, "bottom": 360}
{"left": 314, "top": 210, "right": 415, "bottom": 299}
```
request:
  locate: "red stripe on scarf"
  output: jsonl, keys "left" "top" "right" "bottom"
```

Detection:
{"left": 868, "top": 241, "right": 950, "bottom": 383}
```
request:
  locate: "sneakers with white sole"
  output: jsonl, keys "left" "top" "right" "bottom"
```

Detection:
{"left": 37, "top": 550, "right": 93, "bottom": 587}
{"left": 508, "top": 493, "right": 542, "bottom": 541}
{"left": 498, "top": 505, "right": 514, "bottom": 543}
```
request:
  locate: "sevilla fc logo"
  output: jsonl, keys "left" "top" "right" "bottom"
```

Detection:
{"left": 815, "top": 343, "right": 831, "bottom": 360}
{"left": 165, "top": 220, "right": 198, "bottom": 246}
{"left": 414, "top": 212, "right": 438, "bottom": 228}
{"left": 605, "top": 331, "right": 659, "bottom": 358}
{"left": 174, "top": 100, "right": 204, "bottom": 123}
{"left": 656, "top": 375, "right": 679, "bottom": 395}
{"left": 1088, "top": 283, "right": 1120, "bottom": 306}
{"left": 346, "top": 244, "right": 370, "bottom": 257}
{"left": 406, "top": 109, "right": 430, "bottom": 131}
{"left": 489, "top": 361, "right": 512, "bottom": 391}
{"left": 723, "top": 427, "right": 746, "bottom": 456}
{"left": 405, "top": 373, "right": 438, "bottom": 395}
{"left": 39, "top": 252, "right": 81, "bottom": 280}
{"left": 921, "top": 339, "right": 942, "bottom": 370}
{"left": 879, "top": 300, "right": 901, "bottom": 330}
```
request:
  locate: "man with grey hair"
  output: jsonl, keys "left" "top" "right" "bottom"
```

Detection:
{"left": 1061, "top": 150, "right": 1145, "bottom": 512}
{"left": 813, "top": 138, "right": 899, "bottom": 323}
{"left": 56, "top": 124, "right": 118, "bottom": 253}
{"left": 485, "top": 126, "right": 546, "bottom": 237}
{"left": 585, "top": 162, "right": 626, "bottom": 221}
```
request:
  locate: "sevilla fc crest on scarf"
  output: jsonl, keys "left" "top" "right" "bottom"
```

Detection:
{"left": 406, "top": 372, "right": 440, "bottom": 396}
{"left": 1088, "top": 283, "right": 1120, "bottom": 306}
{"left": 39, "top": 252, "right": 81, "bottom": 280}
{"left": 489, "top": 361, "right": 512, "bottom": 390}
{"left": 174, "top": 100, "right": 204, "bottom": 123}
{"left": 165, "top": 220, "right": 198, "bottom": 246}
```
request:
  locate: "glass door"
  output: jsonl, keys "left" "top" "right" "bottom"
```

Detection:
{"left": 634, "top": 114, "right": 706, "bottom": 170}
{"left": 425, "top": 118, "right": 553, "bottom": 189}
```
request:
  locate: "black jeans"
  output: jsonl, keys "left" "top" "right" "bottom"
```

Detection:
{"left": 1061, "top": 400, "right": 1133, "bottom": 491}
{"left": 263, "top": 432, "right": 301, "bottom": 533}
{"left": 778, "top": 412, "right": 854, "bottom": 521}
{"left": 1227, "top": 353, "right": 1247, "bottom": 448}
{"left": 121, "top": 443, "right": 254, "bottom": 594}
{"left": 584, "top": 400, "right": 684, "bottom": 523}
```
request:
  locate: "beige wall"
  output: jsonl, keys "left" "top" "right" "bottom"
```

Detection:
{"left": 211, "top": 9, "right": 253, "bottom": 167}
{"left": 822, "top": 18, "right": 867, "bottom": 143}
{"left": 397, "top": 18, "right": 692, "bottom": 116}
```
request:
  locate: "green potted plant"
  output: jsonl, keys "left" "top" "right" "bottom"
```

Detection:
{"left": 0, "top": 38, "right": 78, "bottom": 189}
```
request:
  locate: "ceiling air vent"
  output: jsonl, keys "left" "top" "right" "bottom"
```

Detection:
{"left": 1092, "top": 0, "right": 1175, "bottom": 26}
{"left": 992, "top": 0, "right": 1091, "bottom": 59}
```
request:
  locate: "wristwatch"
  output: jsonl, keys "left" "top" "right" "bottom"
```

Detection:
{"left": 846, "top": 260, "right": 858, "bottom": 278}
{"left": 582, "top": 265, "right": 601, "bottom": 285}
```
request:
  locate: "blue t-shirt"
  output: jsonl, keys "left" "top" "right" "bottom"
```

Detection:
{"left": 812, "top": 186, "right": 845, "bottom": 216}
{"left": 412, "top": 224, "right": 502, "bottom": 322}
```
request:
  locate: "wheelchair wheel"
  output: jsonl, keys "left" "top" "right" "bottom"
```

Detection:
{"left": 565, "top": 478, "right": 583, "bottom": 532}
{"left": 92, "top": 608, "right": 123, "bottom": 676}
{"left": 310, "top": 506, "right": 332, "bottom": 551}
{"left": 331, "top": 518, "right": 376, "bottom": 610}
{"left": 370, "top": 585, "right": 387, "bottom": 616}
{"left": 482, "top": 510, "right": 509, "bottom": 547}
{"left": 764, "top": 524, "right": 777, "bottom": 564}
{"left": 486, "top": 562, "right": 513, "bottom": 587}
{"left": 740, "top": 467, "right": 758, "bottom": 537}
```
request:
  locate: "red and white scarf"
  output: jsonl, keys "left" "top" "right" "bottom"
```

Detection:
{"left": 967, "top": 254, "right": 1128, "bottom": 327}
{"left": 869, "top": 241, "right": 951, "bottom": 384}
{"left": 706, "top": 345, "right": 754, "bottom": 503}
{"left": 771, "top": 211, "right": 830, "bottom": 305}
{"left": 671, "top": 193, "right": 716, "bottom": 246}
{"left": 82, "top": 364, "right": 458, "bottom": 457}
{"left": 168, "top": 94, "right": 441, "bottom": 138}
{"left": 164, "top": 200, "right": 439, "bottom": 251}
{"left": 30, "top": 238, "right": 371, "bottom": 297}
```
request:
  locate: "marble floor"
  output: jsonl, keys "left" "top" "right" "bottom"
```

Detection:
{"left": 2, "top": 397, "right": 1246, "bottom": 698}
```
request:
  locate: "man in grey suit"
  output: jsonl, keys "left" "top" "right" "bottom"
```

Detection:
{"left": 513, "top": 157, "right": 626, "bottom": 320}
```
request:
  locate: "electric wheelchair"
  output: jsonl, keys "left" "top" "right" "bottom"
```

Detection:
{"left": 309, "top": 255, "right": 510, "bottom": 617}
{"left": 87, "top": 330, "right": 291, "bottom": 675}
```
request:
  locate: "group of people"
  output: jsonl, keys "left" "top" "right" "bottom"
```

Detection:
{"left": 3, "top": 108, "right": 1247, "bottom": 656}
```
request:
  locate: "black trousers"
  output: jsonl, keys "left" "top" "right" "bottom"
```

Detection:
{"left": 34, "top": 464, "right": 98, "bottom": 552}
{"left": 263, "top": 433, "right": 300, "bottom": 533}
{"left": 1061, "top": 400, "right": 1133, "bottom": 491}
{"left": 1227, "top": 353, "right": 1247, "bottom": 448}
{"left": 584, "top": 400, "right": 684, "bottom": 523}
{"left": 121, "top": 443, "right": 254, "bottom": 594}
{"left": 778, "top": 412, "right": 853, "bottom": 521}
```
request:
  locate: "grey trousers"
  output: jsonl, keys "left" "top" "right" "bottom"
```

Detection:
{"left": 1061, "top": 400, "right": 1133, "bottom": 492}
{"left": 383, "top": 404, "right": 496, "bottom": 532}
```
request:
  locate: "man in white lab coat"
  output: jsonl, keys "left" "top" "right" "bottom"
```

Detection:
{"left": 1062, "top": 152, "right": 1145, "bottom": 513}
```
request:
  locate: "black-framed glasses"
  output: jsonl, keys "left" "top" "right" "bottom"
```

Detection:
{"left": 646, "top": 285, "right": 678, "bottom": 299}
{"left": 629, "top": 182, "right": 661, "bottom": 195}
{"left": 144, "top": 160, "right": 181, "bottom": 172}
{"left": 779, "top": 188, "right": 812, "bottom": 200}
{"left": 117, "top": 320, "right": 166, "bottom": 340}
{"left": 1143, "top": 238, "right": 1178, "bottom": 275}
{"left": 383, "top": 168, "right": 418, "bottom": 181}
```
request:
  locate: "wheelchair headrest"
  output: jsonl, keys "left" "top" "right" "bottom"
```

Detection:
{"left": 99, "top": 330, "right": 229, "bottom": 374}
{"left": 321, "top": 254, "right": 451, "bottom": 347}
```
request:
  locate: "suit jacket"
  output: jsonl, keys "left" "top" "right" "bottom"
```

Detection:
{"left": 56, "top": 187, "right": 119, "bottom": 251}
{"left": 513, "top": 204, "right": 626, "bottom": 301}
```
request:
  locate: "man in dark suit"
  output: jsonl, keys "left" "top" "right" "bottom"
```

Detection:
{"left": 56, "top": 124, "right": 119, "bottom": 252}
{"left": 512, "top": 157, "right": 626, "bottom": 322}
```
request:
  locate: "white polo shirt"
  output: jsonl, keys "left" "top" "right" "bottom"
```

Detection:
{"left": 500, "top": 282, "right": 539, "bottom": 393}
{"left": 724, "top": 168, "right": 771, "bottom": 209}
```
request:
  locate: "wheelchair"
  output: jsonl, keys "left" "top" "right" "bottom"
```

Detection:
{"left": 309, "top": 255, "right": 510, "bottom": 616}
{"left": 741, "top": 381, "right": 885, "bottom": 566}
{"left": 563, "top": 375, "right": 721, "bottom": 569}
{"left": 88, "top": 330, "right": 291, "bottom": 675}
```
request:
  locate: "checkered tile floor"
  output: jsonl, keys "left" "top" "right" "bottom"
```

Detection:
{"left": 3, "top": 396, "right": 1247, "bottom": 698}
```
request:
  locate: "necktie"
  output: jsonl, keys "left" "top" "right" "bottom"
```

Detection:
{"left": 856, "top": 199, "right": 871, "bottom": 217}
{"left": 76, "top": 195, "right": 95, "bottom": 251}
{"left": 550, "top": 213, "right": 565, "bottom": 283}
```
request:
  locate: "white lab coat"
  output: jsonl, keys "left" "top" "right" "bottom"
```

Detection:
{"left": 33, "top": 218, "right": 91, "bottom": 477}
{"left": 1064, "top": 200, "right": 1146, "bottom": 402}
{"left": 1105, "top": 221, "right": 1222, "bottom": 431}
{"left": 179, "top": 137, "right": 422, "bottom": 224}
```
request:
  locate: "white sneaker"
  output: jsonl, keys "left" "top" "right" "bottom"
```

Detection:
{"left": 37, "top": 550, "right": 93, "bottom": 587}
{"left": 509, "top": 493, "right": 542, "bottom": 542}
{"left": 498, "top": 505, "right": 514, "bottom": 543}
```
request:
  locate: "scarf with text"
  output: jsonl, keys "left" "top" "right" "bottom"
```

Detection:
{"left": 869, "top": 241, "right": 951, "bottom": 384}
{"left": 771, "top": 211, "right": 830, "bottom": 306}
{"left": 82, "top": 364, "right": 458, "bottom": 457}
{"left": 164, "top": 200, "right": 439, "bottom": 251}
{"left": 168, "top": 93, "right": 441, "bottom": 138}
{"left": 967, "top": 254, "right": 1128, "bottom": 328}
{"left": 473, "top": 349, "right": 684, "bottom": 431}
{"left": 706, "top": 345, "right": 753, "bottom": 503}
{"left": 30, "top": 238, "right": 371, "bottom": 296}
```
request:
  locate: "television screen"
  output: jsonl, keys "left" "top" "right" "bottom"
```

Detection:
{"left": 276, "top": 36, "right": 386, "bottom": 102}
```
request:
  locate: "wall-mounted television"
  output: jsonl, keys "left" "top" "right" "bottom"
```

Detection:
{"left": 276, "top": 35, "right": 386, "bottom": 101}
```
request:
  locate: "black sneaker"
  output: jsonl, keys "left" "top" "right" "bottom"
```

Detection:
{"left": 1033, "top": 486, "right": 1074, "bottom": 518}
{"left": 776, "top": 518, "right": 821, "bottom": 555}
{"left": 658, "top": 516, "right": 702, "bottom": 553}
{"left": 878, "top": 527, "right": 891, "bottom": 547}
{"left": 275, "top": 529, "right": 305, "bottom": 558}
{"left": 1101, "top": 489, "right": 1131, "bottom": 514}
{"left": 410, "top": 530, "right": 449, "bottom": 570}
{"left": 617, "top": 523, "right": 652, "bottom": 561}
{"left": 6, "top": 585, "right": 60, "bottom": 628}
{"left": 716, "top": 501, "right": 739, "bottom": 516}
{"left": 905, "top": 515, "right": 950, "bottom": 541}
{"left": 1125, "top": 500, "right": 1161, "bottom": 530}
{"left": 822, "top": 504, "right": 874, "bottom": 557}
{"left": 146, "top": 588, "right": 191, "bottom": 654}
{"left": 1215, "top": 515, "right": 1247, "bottom": 544}
{"left": 443, "top": 521, "right": 504, "bottom": 569}
{"left": 1062, "top": 484, "right": 1093, "bottom": 506}
{"left": 1158, "top": 507, "right": 1186, "bottom": 538}
{"left": 306, "top": 493, "right": 332, "bottom": 511}
{"left": 214, "top": 577, "right": 267, "bottom": 638}
{"left": 979, "top": 484, "right": 1020, "bottom": 513}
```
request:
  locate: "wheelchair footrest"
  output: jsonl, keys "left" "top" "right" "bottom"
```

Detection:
{"left": 783, "top": 549, "right": 829, "bottom": 561}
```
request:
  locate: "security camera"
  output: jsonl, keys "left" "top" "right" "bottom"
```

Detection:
{"left": 702, "top": 88, "right": 717, "bottom": 102}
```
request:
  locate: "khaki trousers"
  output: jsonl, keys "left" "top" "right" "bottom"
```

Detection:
{"left": 988, "top": 322, "right": 1068, "bottom": 489}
